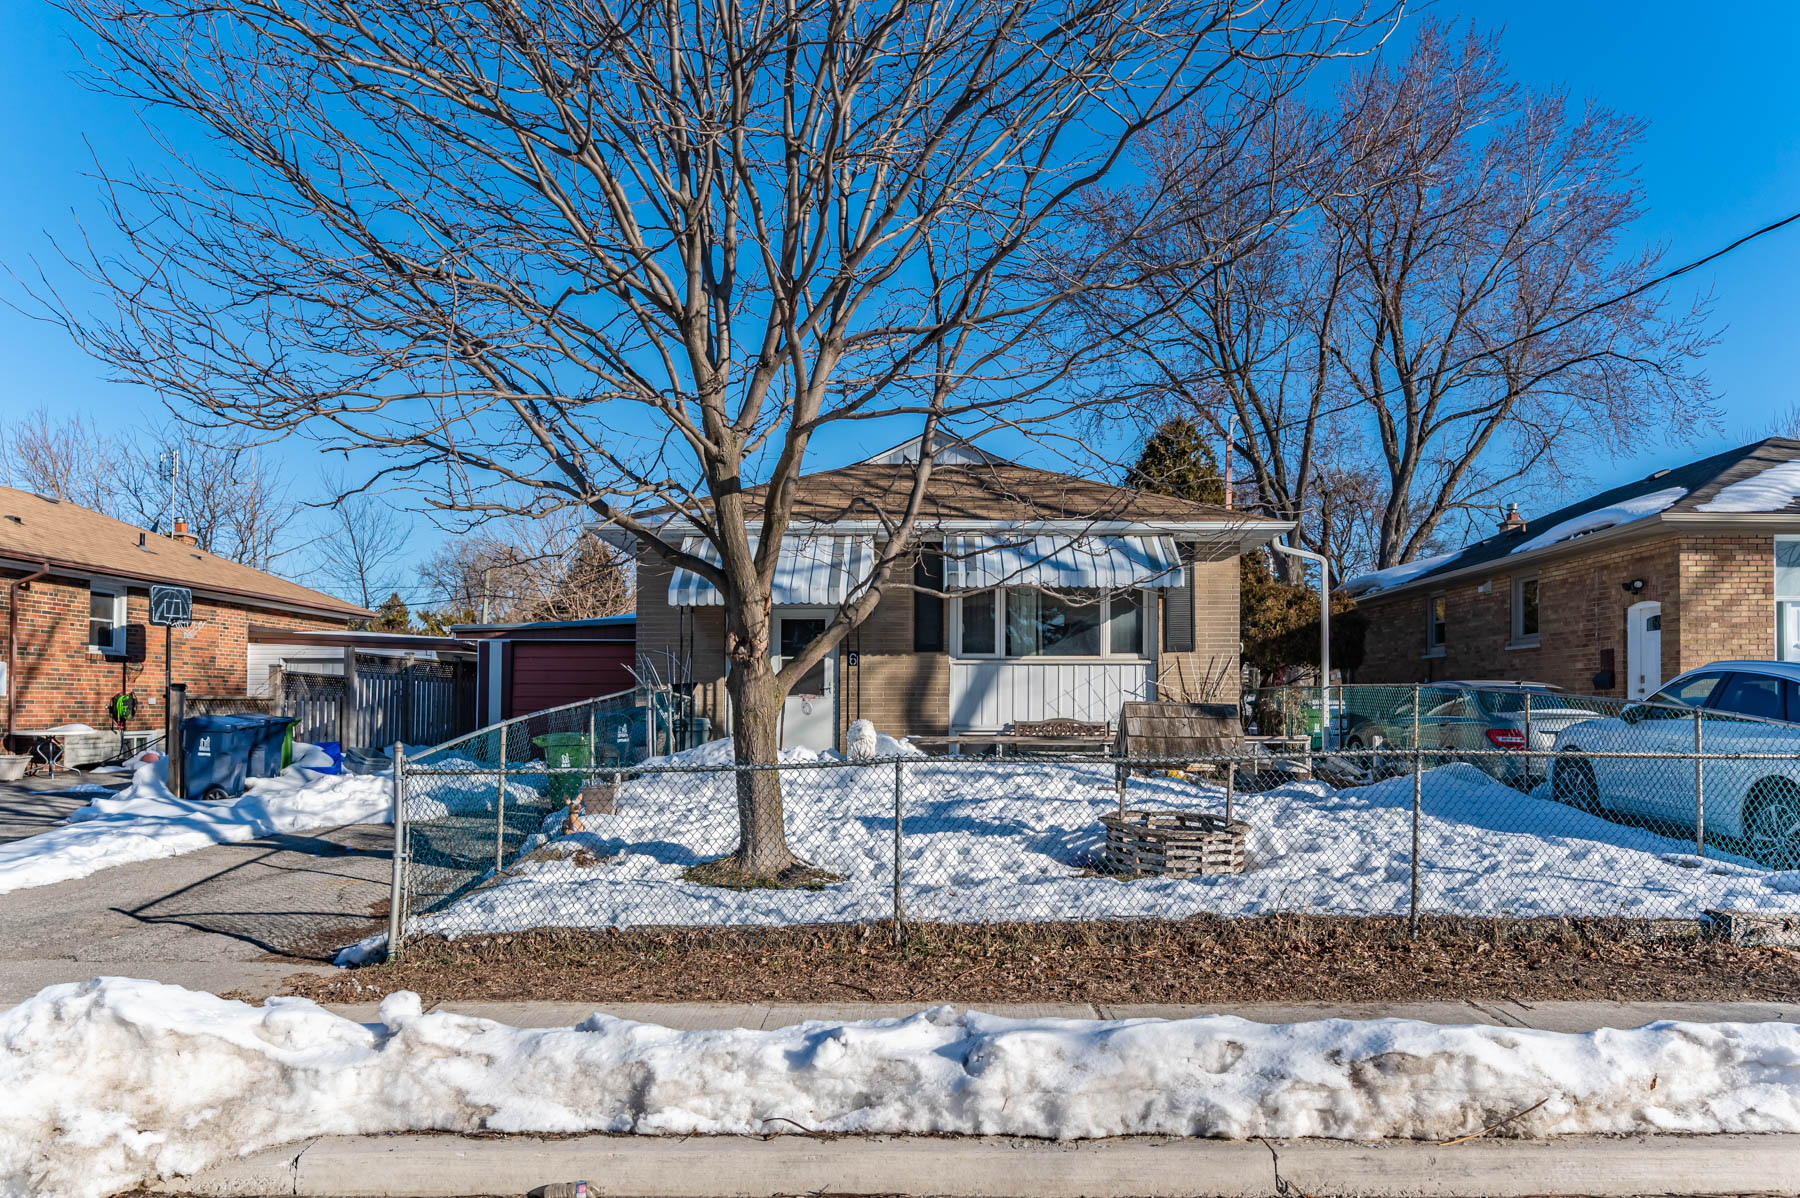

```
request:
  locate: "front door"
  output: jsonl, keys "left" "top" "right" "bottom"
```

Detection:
{"left": 773, "top": 612, "right": 837, "bottom": 752}
{"left": 1626, "top": 601, "right": 1663, "bottom": 700}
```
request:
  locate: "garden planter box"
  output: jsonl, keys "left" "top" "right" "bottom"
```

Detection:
{"left": 1100, "top": 809, "right": 1249, "bottom": 878}
{"left": 0, "top": 755, "right": 27, "bottom": 783}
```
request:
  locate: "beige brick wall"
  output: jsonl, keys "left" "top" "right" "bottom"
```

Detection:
{"left": 1156, "top": 555, "right": 1241, "bottom": 703}
{"left": 1677, "top": 535, "right": 1776, "bottom": 671}
{"left": 840, "top": 585, "right": 950, "bottom": 739}
{"left": 1357, "top": 533, "right": 1779, "bottom": 696}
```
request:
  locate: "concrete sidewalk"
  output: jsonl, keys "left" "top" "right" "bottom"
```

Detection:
{"left": 153, "top": 1131, "right": 1800, "bottom": 1197}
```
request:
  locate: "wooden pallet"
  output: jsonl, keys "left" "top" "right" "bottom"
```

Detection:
{"left": 1099, "top": 809, "right": 1249, "bottom": 878}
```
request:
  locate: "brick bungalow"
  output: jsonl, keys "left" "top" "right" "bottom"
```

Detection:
{"left": 620, "top": 439, "right": 1288, "bottom": 751}
{"left": 2, "top": 485, "right": 371, "bottom": 757}
{"left": 1344, "top": 438, "right": 1800, "bottom": 699}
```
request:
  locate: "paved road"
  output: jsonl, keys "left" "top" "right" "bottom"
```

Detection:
{"left": 0, "top": 786, "right": 391, "bottom": 1000}
{"left": 0, "top": 772, "right": 125, "bottom": 842}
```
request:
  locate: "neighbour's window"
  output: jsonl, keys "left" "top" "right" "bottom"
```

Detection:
{"left": 88, "top": 582, "right": 126, "bottom": 655}
{"left": 913, "top": 549, "right": 945, "bottom": 653}
{"left": 1712, "top": 673, "right": 1786, "bottom": 723}
{"left": 1777, "top": 538, "right": 1800, "bottom": 662}
{"left": 1425, "top": 593, "right": 1447, "bottom": 651}
{"left": 1643, "top": 671, "right": 1727, "bottom": 716}
{"left": 1511, "top": 576, "right": 1540, "bottom": 645}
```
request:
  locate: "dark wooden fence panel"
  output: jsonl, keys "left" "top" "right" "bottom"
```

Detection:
{"left": 279, "top": 656, "right": 477, "bottom": 749}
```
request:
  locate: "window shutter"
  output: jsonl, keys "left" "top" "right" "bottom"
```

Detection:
{"left": 913, "top": 550, "right": 945, "bottom": 652}
{"left": 1162, "top": 560, "right": 1195, "bottom": 653}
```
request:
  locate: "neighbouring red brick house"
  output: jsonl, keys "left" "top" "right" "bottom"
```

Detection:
{"left": 1345, "top": 439, "right": 1800, "bottom": 700}
{"left": 2, "top": 485, "right": 370, "bottom": 757}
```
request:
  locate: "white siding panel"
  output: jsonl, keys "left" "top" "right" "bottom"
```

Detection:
{"left": 948, "top": 659, "right": 1152, "bottom": 731}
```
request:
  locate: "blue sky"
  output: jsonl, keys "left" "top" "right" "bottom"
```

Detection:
{"left": 1, "top": 0, "right": 1796, "bottom": 597}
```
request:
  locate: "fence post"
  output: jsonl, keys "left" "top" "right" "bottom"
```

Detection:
{"left": 386, "top": 742, "right": 407, "bottom": 961}
{"left": 1694, "top": 710, "right": 1706, "bottom": 858}
{"left": 1224, "top": 756, "right": 1235, "bottom": 825}
{"left": 1410, "top": 683, "right": 1422, "bottom": 940}
{"left": 496, "top": 729, "right": 508, "bottom": 876}
{"left": 892, "top": 757, "right": 905, "bottom": 943}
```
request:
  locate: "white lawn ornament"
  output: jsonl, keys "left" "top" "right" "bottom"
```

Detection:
{"left": 845, "top": 718, "right": 878, "bottom": 762}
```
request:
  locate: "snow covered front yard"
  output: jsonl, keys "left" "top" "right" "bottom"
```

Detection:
{"left": 375, "top": 745, "right": 1800, "bottom": 953}
{"left": 0, "top": 757, "right": 392, "bottom": 896}
{"left": 6, "top": 977, "right": 1800, "bottom": 1198}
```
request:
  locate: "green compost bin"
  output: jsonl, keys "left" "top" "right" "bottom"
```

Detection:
{"left": 531, "top": 732, "right": 591, "bottom": 806}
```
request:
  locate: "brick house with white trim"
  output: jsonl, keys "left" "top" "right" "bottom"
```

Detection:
{"left": 2, "top": 485, "right": 370, "bottom": 755}
{"left": 1346, "top": 439, "right": 1800, "bottom": 699}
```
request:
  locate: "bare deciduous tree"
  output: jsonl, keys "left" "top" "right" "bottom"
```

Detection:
{"left": 1080, "top": 22, "right": 1716, "bottom": 579}
{"left": 44, "top": 0, "right": 1387, "bottom": 879}
{"left": 311, "top": 476, "right": 412, "bottom": 613}
{"left": 2, "top": 408, "right": 298, "bottom": 568}
{"left": 421, "top": 509, "right": 633, "bottom": 624}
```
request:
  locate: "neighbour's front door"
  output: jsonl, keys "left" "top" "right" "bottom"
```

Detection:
{"left": 773, "top": 612, "right": 837, "bottom": 752}
{"left": 1626, "top": 601, "right": 1663, "bottom": 700}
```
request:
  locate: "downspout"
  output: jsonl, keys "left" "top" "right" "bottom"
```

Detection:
{"left": 5, "top": 561, "right": 51, "bottom": 748}
{"left": 1269, "top": 540, "right": 1330, "bottom": 747}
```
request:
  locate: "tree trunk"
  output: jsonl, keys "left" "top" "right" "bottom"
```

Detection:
{"left": 723, "top": 648, "right": 799, "bottom": 877}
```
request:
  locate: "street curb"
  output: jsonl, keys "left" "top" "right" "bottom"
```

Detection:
{"left": 152, "top": 1131, "right": 1800, "bottom": 1196}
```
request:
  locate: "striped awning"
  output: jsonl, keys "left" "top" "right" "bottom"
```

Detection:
{"left": 944, "top": 534, "right": 1184, "bottom": 590}
{"left": 666, "top": 534, "right": 877, "bottom": 607}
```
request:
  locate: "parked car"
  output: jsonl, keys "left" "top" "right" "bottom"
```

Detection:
{"left": 1340, "top": 682, "right": 1600, "bottom": 789}
{"left": 1549, "top": 661, "right": 1800, "bottom": 868}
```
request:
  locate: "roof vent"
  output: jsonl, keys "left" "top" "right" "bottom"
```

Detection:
{"left": 1498, "top": 503, "right": 1527, "bottom": 535}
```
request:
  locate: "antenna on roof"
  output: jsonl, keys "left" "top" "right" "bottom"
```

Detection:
{"left": 156, "top": 445, "right": 181, "bottom": 534}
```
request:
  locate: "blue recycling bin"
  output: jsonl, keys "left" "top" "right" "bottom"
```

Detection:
{"left": 242, "top": 715, "right": 299, "bottom": 779}
{"left": 180, "top": 715, "right": 261, "bottom": 800}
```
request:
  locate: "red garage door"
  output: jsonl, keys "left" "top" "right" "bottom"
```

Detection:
{"left": 506, "top": 641, "right": 636, "bottom": 717}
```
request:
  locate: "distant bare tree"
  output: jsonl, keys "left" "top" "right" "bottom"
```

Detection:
{"left": 1079, "top": 21, "right": 1716, "bottom": 575}
{"left": 421, "top": 509, "right": 633, "bottom": 624}
{"left": 45, "top": 0, "right": 1390, "bottom": 879}
{"left": 2, "top": 409, "right": 297, "bottom": 568}
{"left": 1, "top": 408, "right": 120, "bottom": 515}
{"left": 311, "top": 477, "right": 411, "bottom": 613}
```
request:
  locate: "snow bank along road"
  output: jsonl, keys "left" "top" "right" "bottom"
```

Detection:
{"left": 8, "top": 978, "right": 1800, "bottom": 1198}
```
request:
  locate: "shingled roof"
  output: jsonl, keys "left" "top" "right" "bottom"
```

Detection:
{"left": 0, "top": 485, "right": 371, "bottom": 620}
{"left": 1343, "top": 438, "right": 1800, "bottom": 600}
{"left": 644, "top": 459, "right": 1278, "bottom": 529}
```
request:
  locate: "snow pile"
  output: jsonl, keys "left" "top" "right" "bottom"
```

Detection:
{"left": 1698, "top": 461, "right": 1800, "bottom": 513}
{"left": 1340, "top": 550, "right": 1460, "bottom": 597}
{"left": 361, "top": 755, "right": 1800, "bottom": 950}
{"left": 1512, "top": 486, "right": 1688, "bottom": 554}
{"left": 6, "top": 978, "right": 1800, "bottom": 1198}
{"left": 0, "top": 760, "right": 392, "bottom": 896}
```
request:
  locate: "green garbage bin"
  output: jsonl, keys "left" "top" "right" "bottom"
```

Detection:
{"left": 532, "top": 732, "right": 591, "bottom": 806}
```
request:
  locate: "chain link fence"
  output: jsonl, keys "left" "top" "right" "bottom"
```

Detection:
{"left": 376, "top": 683, "right": 1800, "bottom": 959}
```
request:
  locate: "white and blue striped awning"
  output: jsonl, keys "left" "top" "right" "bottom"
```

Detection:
{"left": 667, "top": 534, "right": 877, "bottom": 607}
{"left": 944, "top": 534, "right": 1184, "bottom": 590}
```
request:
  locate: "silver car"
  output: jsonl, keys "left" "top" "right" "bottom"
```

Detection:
{"left": 1550, "top": 661, "right": 1800, "bottom": 868}
{"left": 1341, "top": 683, "right": 1600, "bottom": 788}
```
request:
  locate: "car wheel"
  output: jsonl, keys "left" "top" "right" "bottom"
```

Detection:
{"left": 202, "top": 787, "right": 231, "bottom": 802}
{"left": 1744, "top": 778, "right": 1800, "bottom": 871}
{"left": 1551, "top": 754, "right": 1599, "bottom": 814}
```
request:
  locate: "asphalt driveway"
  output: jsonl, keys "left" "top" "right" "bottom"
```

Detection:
{"left": 0, "top": 781, "right": 391, "bottom": 1002}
